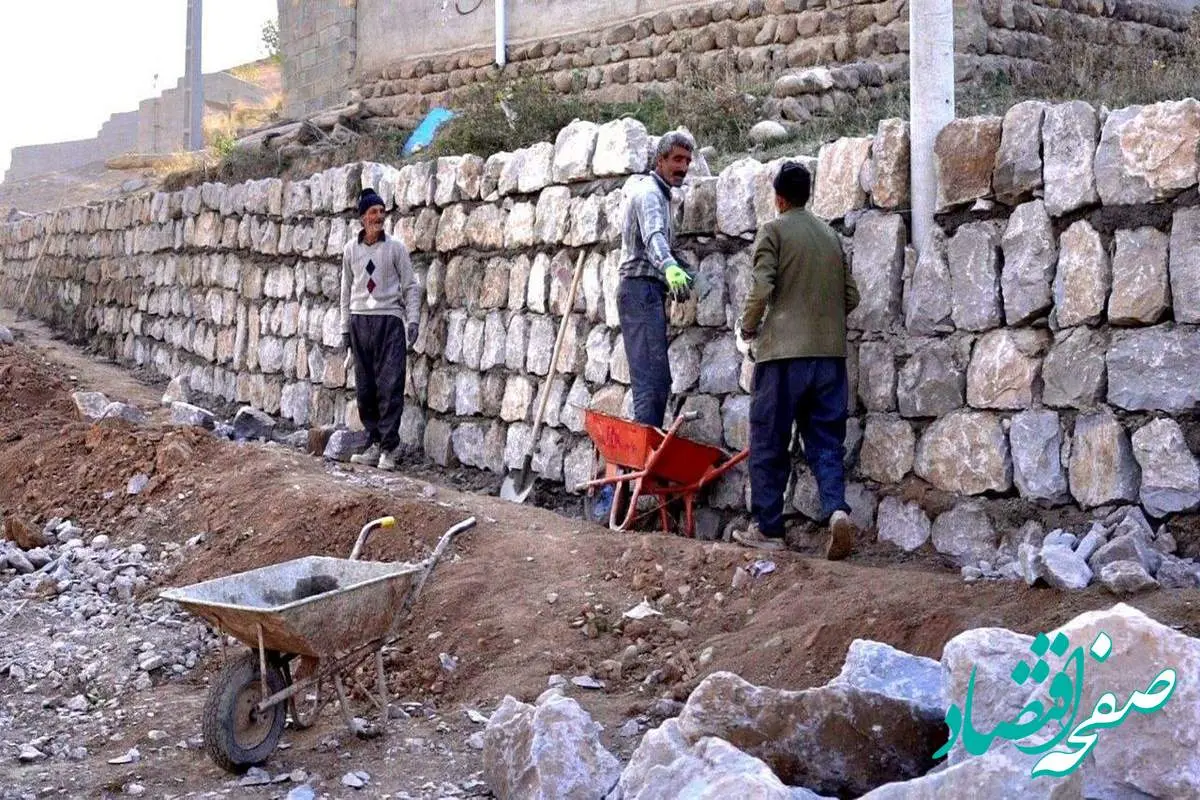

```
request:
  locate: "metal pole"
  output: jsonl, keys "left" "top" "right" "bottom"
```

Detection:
{"left": 184, "top": 0, "right": 205, "bottom": 151}
{"left": 909, "top": 0, "right": 955, "bottom": 254}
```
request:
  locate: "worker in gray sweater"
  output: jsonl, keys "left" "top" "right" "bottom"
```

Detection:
{"left": 342, "top": 188, "right": 421, "bottom": 471}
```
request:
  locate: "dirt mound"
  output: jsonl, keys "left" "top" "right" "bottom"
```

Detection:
{"left": 4, "top": 332, "right": 1200, "bottom": 730}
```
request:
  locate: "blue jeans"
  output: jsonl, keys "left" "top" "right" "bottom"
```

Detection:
{"left": 749, "top": 357, "right": 850, "bottom": 536}
{"left": 617, "top": 277, "right": 671, "bottom": 427}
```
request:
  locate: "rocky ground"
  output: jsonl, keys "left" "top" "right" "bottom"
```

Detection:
{"left": 2, "top": 317, "right": 1200, "bottom": 799}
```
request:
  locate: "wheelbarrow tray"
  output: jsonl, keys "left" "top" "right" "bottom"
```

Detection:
{"left": 584, "top": 409, "right": 725, "bottom": 485}
{"left": 160, "top": 557, "right": 423, "bottom": 658}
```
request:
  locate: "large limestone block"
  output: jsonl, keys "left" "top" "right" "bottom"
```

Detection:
{"left": 1053, "top": 219, "right": 1110, "bottom": 328}
{"left": 715, "top": 158, "right": 763, "bottom": 236}
{"left": 1042, "top": 101, "right": 1099, "bottom": 216}
{"left": 1107, "top": 325, "right": 1200, "bottom": 412}
{"left": 1009, "top": 409, "right": 1069, "bottom": 504}
{"left": 868, "top": 118, "right": 910, "bottom": 210}
{"left": 592, "top": 118, "right": 651, "bottom": 177}
{"left": 483, "top": 693, "right": 620, "bottom": 800}
{"left": 1108, "top": 226, "right": 1170, "bottom": 325}
{"left": 858, "top": 414, "right": 915, "bottom": 484}
{"left": 1132, "top": 418, "right": 1200, "bottom": 517}
{"left": 1169, "top": 206, "right": 1200, "bottom": 323}
{"left": 897, "top": 337, "right": 967, "bottom": 418}
{"left": 915, "top": 411, "right": 1011, "bottom": 495}
{"left": 847, "top": 212, "right": 906, "bottom": 333}
{"left": 1000, "top": 200, "right": 1056, "bottom": 325}
{"left": 673, "top": 671, "right": 943, "bottom": 797}
{"left": 1069, "top": 410, "right": 1140, "bottom": 508}
{"left": 966, "top": 328, "right": 1049, "bottom": 410}
{"left": 1095, "top": 100, "right": 1200, "bottom": 205}
{"left": 993, "top": 100, "right": 1047, "bottom": 206}
{"left": 934, "top": 116, "right": 1003, "bottom": 211}
{"left": 949, "top": 221, "right": 1003, "bottom": 332}
{"left": 904, "top": 231, "right": 953, "bottom": 334}
{"left": 812, "top": 136, "right": 872, "bottom": 221}
{"left": 552, "top": 119, "right": 599, "bottom": 183}
{"left": 1042, "top": 326, "right": 1107, "bottom": 409}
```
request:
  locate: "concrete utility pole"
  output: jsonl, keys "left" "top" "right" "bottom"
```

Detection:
{"left": 909, "top": 0, "right": 955, "bottom": 253}
{"left": 184, "top": 0, "right": 205, "bottom": 151}
{"left": 494, "top": 0, "right": 508, "bottom": 66}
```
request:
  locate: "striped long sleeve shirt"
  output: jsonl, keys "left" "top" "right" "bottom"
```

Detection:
{"left": 618, "top": 173, "right": 679, "bottom": 283}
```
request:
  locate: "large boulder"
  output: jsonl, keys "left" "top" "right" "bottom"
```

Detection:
{"left": 673, "top": 671, "right": 944, "bottom": 797}
{"left": 830, "top": 639, "right": 945, "bottom": 723}
{"left": 619, "top": 725, "right": 798, "bottom": 800}
{"left": 1041, "top": 326, "right": 1106, "bottom": 409}
{"left": 483, "top": 693, "right": 620, "bottom": 800}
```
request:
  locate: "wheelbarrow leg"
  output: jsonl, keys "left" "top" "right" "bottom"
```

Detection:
{"left": 333, "top": 675, "right": 357, "bottom": 731}
{"left": 375, "top": 649, "right": 389, "bottom": 727}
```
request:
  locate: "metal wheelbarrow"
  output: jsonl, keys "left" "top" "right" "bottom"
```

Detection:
{"left": 576, "top": 409, "right": 749, "bottom": 537}
{"left": 160, "top": 515, "right": 476, "bottom": 773}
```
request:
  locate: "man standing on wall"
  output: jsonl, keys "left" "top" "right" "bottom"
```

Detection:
{"left": 616, "top": 130, "right": 697, "bottom": 428}
{"left": 343, "top": 188, "right": 421, "bottom": 471}
{"left": 733, "top": 162, "right": 860, "bottom": 559}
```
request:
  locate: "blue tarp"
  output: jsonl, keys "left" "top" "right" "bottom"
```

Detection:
{"left": 402, "top": 108, "right": 456, "bottom": 156}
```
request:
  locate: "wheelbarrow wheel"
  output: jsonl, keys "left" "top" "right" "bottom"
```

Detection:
{"left": 288, "top": 655, "right": 323, "bottom": 729}
{"left": 202, "top": 651, "right": 287, "bottom": 773}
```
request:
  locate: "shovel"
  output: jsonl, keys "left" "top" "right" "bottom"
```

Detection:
{"left": 500, "top": 250, "right": 587, "bottom": 503}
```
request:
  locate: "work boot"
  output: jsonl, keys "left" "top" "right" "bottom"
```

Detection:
{"left": 824, "top": 510, "right": 855, "bottom": 561}
{"left": 732, "top": 522, "right": 785, "bottom": 551}
{"left": 377, "top": 448, "right": 399, "bottom": 472}
{"left": 350, "top": 443, "right": 381, "bottom": 467}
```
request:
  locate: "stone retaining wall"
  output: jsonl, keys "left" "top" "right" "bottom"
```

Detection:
{"left": 349, "top": 0, "right": 1190, "bottom": 129}
{"left": 3, "top": 98, "right": 1200, "bottom": 546}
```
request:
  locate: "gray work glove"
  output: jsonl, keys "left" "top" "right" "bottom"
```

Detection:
{"left": 406, "top": 321, "right": 419, "bottom": 348}
{"left": 342, "top": 332, "right": 353, "bottom": 373}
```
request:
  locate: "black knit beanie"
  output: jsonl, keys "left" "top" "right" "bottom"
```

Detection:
{"left": 357, "top": 188, "right": 385, "bottom": 216}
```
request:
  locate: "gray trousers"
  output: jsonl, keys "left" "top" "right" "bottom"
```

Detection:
{"left": 349, "top": 314, "right": 407, "bottom": 452}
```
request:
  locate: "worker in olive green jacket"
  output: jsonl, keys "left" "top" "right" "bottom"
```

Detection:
{"left": 732, "top": 161, "right": 860, "bottom": 559}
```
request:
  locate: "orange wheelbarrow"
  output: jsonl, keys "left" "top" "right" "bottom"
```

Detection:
{"left": 576, "top": 409, "right": 749, "bottom": 537}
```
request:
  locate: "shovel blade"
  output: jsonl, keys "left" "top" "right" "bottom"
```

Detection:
{"left": 500, "top": 460, "right": 535, "bottom": 503}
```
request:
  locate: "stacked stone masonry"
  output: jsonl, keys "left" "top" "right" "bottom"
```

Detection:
{"left": 3, "top": 99, "right": 1200, "bottom": 538}
{"left": 349, "top": 0, "right": 1189, "bottom": 128}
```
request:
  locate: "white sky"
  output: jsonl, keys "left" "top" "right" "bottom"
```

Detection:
{"left": 0, "top": 0, "right": 277, "bottom": 174}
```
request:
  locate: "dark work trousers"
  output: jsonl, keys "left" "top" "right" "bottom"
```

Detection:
{"left": 617, "top": 276, "right": 672, "bottom": 427}
{"left": 350, "top": 314, "right": 408, "bottom": 452}
{"left": 749, "top": 357, "right": 850, "bottom": 536}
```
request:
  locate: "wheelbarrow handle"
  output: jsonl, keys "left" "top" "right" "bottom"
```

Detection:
{"left": 403, "top": 517, "right": 477, "bottom": 615}
{"left": 349, "top": 516, "right": 397, "bottom": 561}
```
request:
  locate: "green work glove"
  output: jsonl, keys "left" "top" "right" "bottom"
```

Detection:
{"left": 664, "top": 263, "right": 692, "bottom": 298}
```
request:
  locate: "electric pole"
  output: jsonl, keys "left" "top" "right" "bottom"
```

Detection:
{"left": 184, "top": 0, "right": 205, "bottom": 151}
{"left": 909, "top": 0, "right": 955, "bottom": 253}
